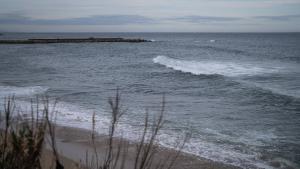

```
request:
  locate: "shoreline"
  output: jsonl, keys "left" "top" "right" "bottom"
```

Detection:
{"left": 47, "top": 125, "right": 241, "bottom": 169}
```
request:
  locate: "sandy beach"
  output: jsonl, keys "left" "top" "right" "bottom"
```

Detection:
{"left": 41, "top": 125, "right": 241, "bottom": 169}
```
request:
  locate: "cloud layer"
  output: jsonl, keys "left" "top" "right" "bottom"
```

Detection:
{"left": 0, "top": 14, "right": 154, "bottom": 25}
{"left": 171, "top": 16, "right": 242, "bottom": 23}
{"left": 254, "top": 14, "right": 300, "bottom": 21}
{"left": 1, "top": 13, "right": 300, "bottom": 26}
{"left": 0, "top": 0, "right": 300, "bottom": 32}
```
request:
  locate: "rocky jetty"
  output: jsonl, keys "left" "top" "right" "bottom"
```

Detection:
{"left": 0, "top": 37, "right": 150, "bottom": 44}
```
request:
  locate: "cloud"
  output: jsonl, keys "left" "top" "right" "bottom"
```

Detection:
{"left": 0, "top": 13, "right": 29, "bottom": 24}
{"left": 0, "top": 13, "right": 246, "bottom": 26}
{"left": 1, "top": 12, "right": 300, "bottom": 33}
{"left": 170, "top": 15, "right": 242, "bottom": 23}
{"left": 169, "top": 14, "right": 300, "bottom": 24}
{"left": 0, "top": 13, "right": 155, "bottom": 25}
{"left": 254, "top": 14, "right": 300, "bottom": 21}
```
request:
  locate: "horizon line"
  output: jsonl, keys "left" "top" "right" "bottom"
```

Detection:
{"left": 1, "top": 31, "right": 300, "bottom": 34}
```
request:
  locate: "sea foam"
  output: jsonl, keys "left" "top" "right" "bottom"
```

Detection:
{"left": 153, "top": 55, "right": 277, "bottom": 77}
{"left": 0, "top": 85, "right": 49, "bottom": 97}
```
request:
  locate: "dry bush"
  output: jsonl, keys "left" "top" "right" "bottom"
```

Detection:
{"left": 0, "top": 96, "right": 63, "bottom": 169}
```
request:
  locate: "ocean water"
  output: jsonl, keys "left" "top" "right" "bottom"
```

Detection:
{"left": 0, "top": 33, "right": 299, "bottom": 169}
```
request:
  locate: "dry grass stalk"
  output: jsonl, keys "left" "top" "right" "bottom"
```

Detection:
{"left": 0, "top": 96, "right": 65, "bottom": 169}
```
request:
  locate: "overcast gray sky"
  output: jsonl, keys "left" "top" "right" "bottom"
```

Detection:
{"left": 0, "top": 0, "right": 300, "bottom": 32}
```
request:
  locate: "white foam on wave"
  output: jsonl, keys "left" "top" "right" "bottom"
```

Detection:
{"left": 153, "top": 55, "right": 279, "bottom": 77}
{"left": 35, "top": 101, "right": 145, "bottom": 140}
{"left": 158, "top": 126, "right": 282, "bottom": 169}
{"left": 4, "top": 98, "right": 112, "bottom": 133}
{"left": 0, "top": 85, "right": 49, "bottom": 97}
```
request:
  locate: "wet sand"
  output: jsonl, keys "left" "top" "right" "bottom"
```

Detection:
{"left": 42, "top": 125, "right": 241, "bottom": 169}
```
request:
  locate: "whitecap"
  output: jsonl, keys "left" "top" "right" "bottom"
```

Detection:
{"left": 153, "top": 55, "right": 279, "bottom": 77}
{"left": 0, "top": 85, "right": 49, "bottom": 97}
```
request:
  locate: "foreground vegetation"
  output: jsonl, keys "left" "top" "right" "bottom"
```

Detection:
{"left": 0, "top": 91, "right": 187, "bottom": 169}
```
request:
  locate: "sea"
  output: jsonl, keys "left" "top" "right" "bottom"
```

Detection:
{"left": 0, "top": 33, "right": 299, "bottom": 169}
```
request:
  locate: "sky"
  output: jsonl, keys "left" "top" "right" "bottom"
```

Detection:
{"left": 0, "top": 0, "right": 300, "bottom": 32}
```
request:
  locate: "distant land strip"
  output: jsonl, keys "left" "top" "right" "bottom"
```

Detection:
{"left": 0, "top": 37, "right": 150, "bottom": 44}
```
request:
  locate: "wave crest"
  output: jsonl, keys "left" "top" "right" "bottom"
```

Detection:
{"left": 0, "top": 85, "right": 49, "bottom": 97}
{"left": 153, "top": 55, "right": 276, "bottom": 77}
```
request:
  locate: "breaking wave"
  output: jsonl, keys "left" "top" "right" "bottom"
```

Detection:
{"left": 153, "top": 55, "right": 278, "bottom": 77}
{"left": 0, "top": 85, "right": 49, "bottom": 97}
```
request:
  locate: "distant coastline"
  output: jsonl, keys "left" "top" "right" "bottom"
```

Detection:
{"left": 0, "top": 37, "right": 150, "bottom": 44}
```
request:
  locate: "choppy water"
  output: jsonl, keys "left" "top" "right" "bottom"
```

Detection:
{"left": 0, "top": 33, "right": 299, "bottom": 169}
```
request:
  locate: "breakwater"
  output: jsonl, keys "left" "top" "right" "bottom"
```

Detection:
{"left": 0, "top": 37, "right": 150, "bottom": 44}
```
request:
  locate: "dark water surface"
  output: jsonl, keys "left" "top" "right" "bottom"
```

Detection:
{"left": 0, "top": 33, "right": 299, "bottom": 169}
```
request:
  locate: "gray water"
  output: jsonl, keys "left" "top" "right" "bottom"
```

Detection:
{"left": 0, "top": 33, "right": 299, "bottom": 169}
